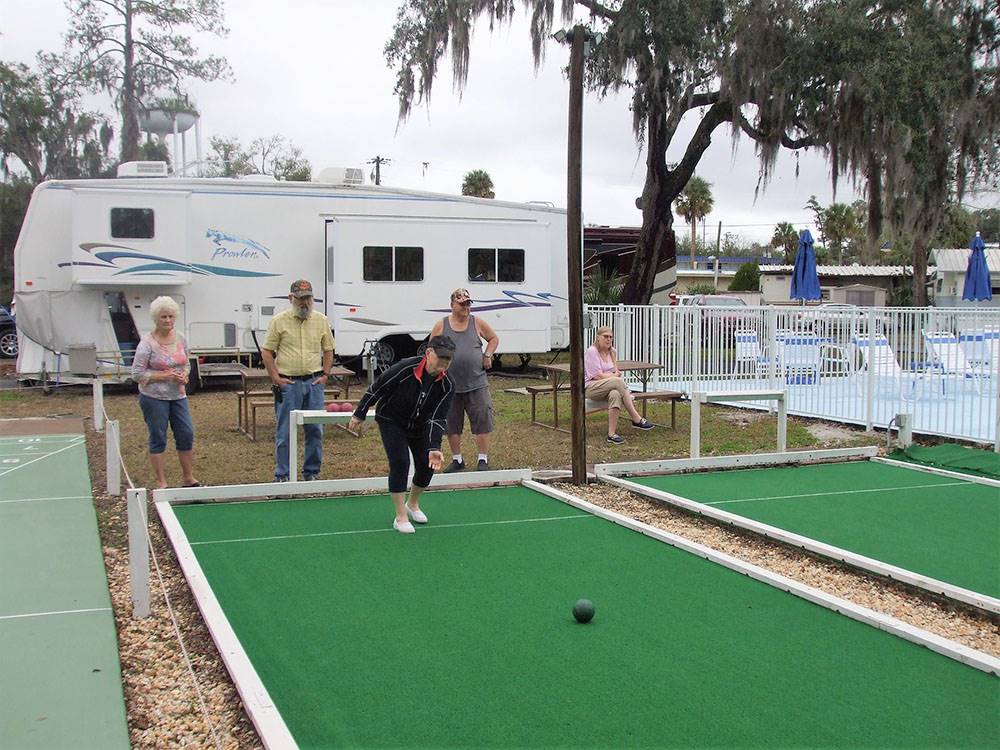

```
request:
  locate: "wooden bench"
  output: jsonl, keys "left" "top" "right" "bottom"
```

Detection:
{"left": 246, "top": 387, "right": 343, "bottom": 441}
{"left": 507, "top": 385, "right": 682, "bottom": 432}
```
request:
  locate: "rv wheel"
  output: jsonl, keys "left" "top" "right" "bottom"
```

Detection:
{"left": 374, "top": 336, "right": 416, "bottom": 368}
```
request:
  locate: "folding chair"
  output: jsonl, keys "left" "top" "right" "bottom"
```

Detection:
{"left": 774, "top": 330, "right": 823, "bottom": 385}
{"left": 733, "top": 329, "right": 769, "bottom": 377}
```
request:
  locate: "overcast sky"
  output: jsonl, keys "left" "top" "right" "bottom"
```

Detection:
{"left": 2, "top": 0, "right": 996, "bottom": 244}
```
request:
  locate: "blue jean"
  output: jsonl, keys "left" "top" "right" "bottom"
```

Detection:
{"left": 274, "top": 379, "right": 324, "bottom": 479}
{"left": 139, "top": 395, "right": 194, "bottom": 454}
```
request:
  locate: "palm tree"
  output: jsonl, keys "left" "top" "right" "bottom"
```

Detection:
{"left": 461, "top": 170, "right": 495, "bottom": 198}
{"left": 771, "top": 222, "right": 799, "bottom": 263}
{"left": 674, "top": 176, "right": 714, "bottom": 267}
{"left": 823, "top": 203, "right": 863, "bottom": 264}
{"left": 583, "top": 266, "right": 626, "bottom": 305}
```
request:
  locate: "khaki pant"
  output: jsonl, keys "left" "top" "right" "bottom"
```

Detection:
{"left": 585, "top": 376, "right": 630, "bottom": 410}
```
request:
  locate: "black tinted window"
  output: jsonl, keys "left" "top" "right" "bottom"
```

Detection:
{"left": 395, "top": 246, "right": 424, "bottom": 281}
{"left": 363, "top": 246, "right": 392, "bottom": 281}
{"left": 468, "top": 248, "right": 496, "bottom": 282}
{"left": 498, "top": 248, "right": 525, "bottom": 282}
{"left": 110, "top": 208, "right": 154, "bottom": 238}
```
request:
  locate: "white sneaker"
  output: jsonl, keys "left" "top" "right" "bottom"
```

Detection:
{"left": 393, "top": 518, "right": 415, "bottom": 534}
{"left": 406, "top": 505, "right": 428, "bottom": 524}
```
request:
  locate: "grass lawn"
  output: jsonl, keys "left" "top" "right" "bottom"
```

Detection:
{"left": 1, "top": 370, "right": 876, "bottom": 490}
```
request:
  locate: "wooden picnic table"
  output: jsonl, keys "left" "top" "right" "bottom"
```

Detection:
{"left": 235, "top": 364, "right": 355, "bottom": 436}
{"left": 536, "top": 360, "right": 670, "bottom": 431}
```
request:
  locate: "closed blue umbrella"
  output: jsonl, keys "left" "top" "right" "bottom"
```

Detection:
{"left": 790, "top": 229, "right": 821, "bottom": 301}
{"left": 962, "top": 232, "right": 992, "bottom": 302}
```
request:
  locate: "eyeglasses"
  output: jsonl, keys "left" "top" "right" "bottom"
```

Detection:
{"left": 456, "top": 299, "right": 472, "bottom": 306}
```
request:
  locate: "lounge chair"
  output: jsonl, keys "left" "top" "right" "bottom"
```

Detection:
{"left": 922, "top": 331, "right": 982, "bottom": 394}
{"left": 958, "top": 327, "right": 999, "bottom": 381}
{"left": 850, "top": 334, "right": 915, "bottom": 398}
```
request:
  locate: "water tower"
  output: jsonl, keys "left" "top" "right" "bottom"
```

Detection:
{"left": 138, "top": 99, "right": 202, "bottom": 176}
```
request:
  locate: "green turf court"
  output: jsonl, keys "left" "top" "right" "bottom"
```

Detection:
{"left": 629, "top": 460, "right": 1000, "bottom": 602}
{"left": 0, "top": 423, "right": 130, "bottom": 750}
{"left": 166, "top": 483, "right": 998, "bottom": 748}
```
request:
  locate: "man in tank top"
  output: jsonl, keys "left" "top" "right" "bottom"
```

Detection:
{"left": 429, "top": 288, "right": 500, "bottom": 471}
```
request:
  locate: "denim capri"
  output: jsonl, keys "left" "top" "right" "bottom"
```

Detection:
{"left": 139, "top": 394, "right": 195, "bottom": 454}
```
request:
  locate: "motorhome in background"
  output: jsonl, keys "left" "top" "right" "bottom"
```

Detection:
{"left": 13, "top": 164, "right": 569, "bottom": 382}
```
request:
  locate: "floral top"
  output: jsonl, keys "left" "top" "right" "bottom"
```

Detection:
{"left": 131, "top": 333, "right": 190, "bottom": 400}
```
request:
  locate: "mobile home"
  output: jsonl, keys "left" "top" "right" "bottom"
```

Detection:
{"left": 13, "top": 165, "right": 569, "bottom": 381}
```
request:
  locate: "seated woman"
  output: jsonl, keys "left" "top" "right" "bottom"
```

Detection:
{"left": 584, "top": 326, "right": 653, "bottom": 445}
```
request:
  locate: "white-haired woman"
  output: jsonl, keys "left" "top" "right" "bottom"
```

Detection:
{"left": 131, "top": 296, "right": 199, "bottom": 489}
{"left": 584, "top": 325, "right": 653, "bottom": 444}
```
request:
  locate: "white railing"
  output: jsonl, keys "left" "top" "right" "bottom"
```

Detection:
{"left": 585, "top": 305, "right": 1000, "bottom": 449}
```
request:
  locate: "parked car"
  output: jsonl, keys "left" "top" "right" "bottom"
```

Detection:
{"left": 0, "top": 305, "right": 17, "bottom": 359}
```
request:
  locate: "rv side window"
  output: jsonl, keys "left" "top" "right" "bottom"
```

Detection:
{"left": 395, "top": 246, "right": 423, "bottom": 281}
{"left": 110, "top": 208, "right": 154, "bottom": 239}
{"left": 468, "top": 248, "right": 497, "bottom": 282}
{"left": 363, "top": 245, "right": 424, "bottom": 281}
{"left": 467, "top": 248, "right": 525, "bottom": 283}
{"left": 498, "top": 248, "right": 525, "bottom": 282}
{"left": 363, "top": 246, "right": 393, "bottom": 281}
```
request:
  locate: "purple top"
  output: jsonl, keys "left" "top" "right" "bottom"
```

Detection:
{"left": 584, "top": 345, "right": 618, "bottom": 383}
{"left": 131, "top": 333, "right": 190, "bottom": 400}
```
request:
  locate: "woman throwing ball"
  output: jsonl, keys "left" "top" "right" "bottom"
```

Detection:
{"left": 349, "top": 335, "right": 456, "bottom": 533}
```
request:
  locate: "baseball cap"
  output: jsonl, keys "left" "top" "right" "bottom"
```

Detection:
{"left": 450, "top": 288, "right": 472, "bottom": 303}
{"left": 426, "top": 334, "right": 456, "bottom": 359}
{"left": 290, "top": 279, "right": 314, "bottom": 298}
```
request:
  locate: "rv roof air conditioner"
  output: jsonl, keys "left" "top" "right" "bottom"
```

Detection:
{"left": 117, "top": 161, "right": 170, "bottom": 178}
{"left": 315, "top": 167, "right": 365, "bottom": 186}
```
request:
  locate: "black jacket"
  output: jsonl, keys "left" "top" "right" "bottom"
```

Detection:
{"left": 353, "top": 356, "right": 454, "bottom": 449}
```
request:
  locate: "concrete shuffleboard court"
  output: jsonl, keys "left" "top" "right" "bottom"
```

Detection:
{"left": 0, "top": 418, "right": 130, "bottom": 750}
{"left": 152, "top": 471, "right": 999, "bottom": 748}
{"left": 597, "top": 447, "right": 1000, "bottom": 613}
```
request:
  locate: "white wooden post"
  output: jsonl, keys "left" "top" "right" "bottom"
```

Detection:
{"left": 92, "top": 379, "right": 104, "bottom": 432}
{"left": 105, "top": 420, "right": 120, "bottom": 496}
{"left": 690, "top": 393, "right": 702, "bottom": 459}
{"left": 127, "top": 488, "right": 150, "bottom": 618}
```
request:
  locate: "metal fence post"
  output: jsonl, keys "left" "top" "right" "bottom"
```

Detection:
{"left": 127, "top": 488, "right": 150, "bottom": 618}
{"left": 865, "top": 310, "right": 876, "bottom": 431}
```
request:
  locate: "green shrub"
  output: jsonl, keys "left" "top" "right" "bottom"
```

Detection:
{"left": 728, "top": 262, "right": 760, "bottom": 291}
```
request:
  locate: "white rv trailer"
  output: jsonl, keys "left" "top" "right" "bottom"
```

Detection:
{"left": 13, "top": 167, "right": 569, "bottom": 381}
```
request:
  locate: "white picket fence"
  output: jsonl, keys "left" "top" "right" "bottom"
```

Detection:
{"left": 585, "top": 304, "right": 1000, "bottom": 450}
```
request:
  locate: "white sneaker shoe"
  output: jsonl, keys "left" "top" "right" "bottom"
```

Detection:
{"left": 393, "top": 518, "right": 415, "bottom": 534}
{"left": 406, "top": 505, "right": 428, "bottom": 524}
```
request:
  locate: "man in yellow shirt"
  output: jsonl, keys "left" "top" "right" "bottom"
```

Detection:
{"left": 261, "top": 279, "right": 335, "bottom": 481}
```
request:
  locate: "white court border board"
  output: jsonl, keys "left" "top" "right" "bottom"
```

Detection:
{"left": 594, "top": 446, "right": 1000, "bottom": 615}
{"left": 133, "top": 463, "right": 997, "bottom": 749}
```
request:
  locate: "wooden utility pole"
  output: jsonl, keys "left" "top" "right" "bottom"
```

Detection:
{"left": 367, "top": 155, "right": 390, "bottom": 185}
{"left": 567, "top": 26, "right": 587, "bottom": 485}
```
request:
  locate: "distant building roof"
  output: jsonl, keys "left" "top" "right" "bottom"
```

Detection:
{"left": 760, "top": 264, "right": 922, "bottom": 277}
{"left": 930, "top": 247, "right": 1000, "bottom": 273}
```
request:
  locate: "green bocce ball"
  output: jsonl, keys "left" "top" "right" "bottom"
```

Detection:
{"left": 573, "top": 598, "right": 595, "bottom": 624}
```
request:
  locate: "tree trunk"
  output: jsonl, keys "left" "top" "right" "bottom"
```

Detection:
{"left": 119, "top": 0, "right": 141, "bottom": 163}
{"left": 622, "top": 111, "right": 674, "bottom": 305}
{"left": 911, "top": 234, "right": 930, "bottom": 306}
